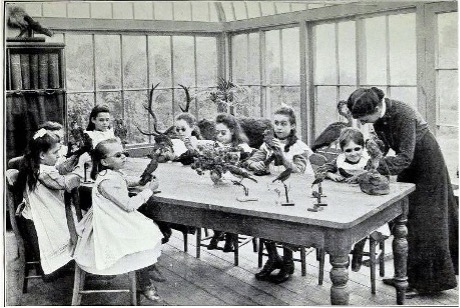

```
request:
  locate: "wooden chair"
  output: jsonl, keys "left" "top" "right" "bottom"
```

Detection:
{"left": 195, "top": 228, "right": 258, "bottom": 266}
{"left": 66, "top": 187, "right": 139, "bottom": 306}
{"left": 5, "top": 168, "right": 43, "bottom": 295}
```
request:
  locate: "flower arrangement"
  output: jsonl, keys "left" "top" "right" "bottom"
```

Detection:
{"left": 190, "top": 142, "right": 256, "bottom": 185}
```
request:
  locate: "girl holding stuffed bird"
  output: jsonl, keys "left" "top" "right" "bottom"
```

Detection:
{"left": 246, "top": 106, "right": 314, "bottom": 283}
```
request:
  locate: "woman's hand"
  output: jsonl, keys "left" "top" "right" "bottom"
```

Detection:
{"left": 250, "top": 161, "right": 266, "bottom": 171}
{"left": 146, "top": 176, "right": 160, "bottom": 192}
{"left": 327, "top": 172, "right": 345, "bottom": 182}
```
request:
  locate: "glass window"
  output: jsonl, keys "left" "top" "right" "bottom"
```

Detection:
{"left": 364, "top": 16, "right": 387, "bottom": 85}
{"left": 42, "top": 2, "right": 66, "bottom": 18}
{"left": 209, "top": 2, "right": 219, "bottom": 22}
{"left": 23, "top": 2, "right": 42, "bottom": 17}
{"left": 389, "top": 87, "right": 417, "bottom": 108}
{"left": 233, "top": 2, "right": 247, "bottom": 20}
{"left": 232, "top": 34, "right": 248, "bottom": 84}
{"left": 148, "top": 36, "right": 172, "bottom": 88}
{"left": 123, "top": 91, "right": 150, "bottom": 144}
{"left": 197, "top": 87, "right": 219, "bottom": 120}
{"left": 338, "top": 21, "right": 356, "bottom": 85}
{"left": 152, "top": 89, "right": 174, "bottom": 131}
{"left": 315, "top": 86, "right": 338, "bottom": 135}
{"left": 267, "top": 86, "right": 282, "bottom": 114}
{"left": 134, "top": 2, "right": 153, "bottom": 20}
{"left": 437, "top": 71, "right": 458, "bottom": 126}
{"left": 90, "top": 2, "right": 112, "bottom": 19}
{"left": 221, "top": 2, "right": 235, "bottom": 21}
{"left": 284, "top": 86, "right": 302, "bottom": 138}
{"left": 282, "top": 27, "right": 300, "bottom": 84}
{"left": 66, "top": 34, "right": 93, "bottom": 91}
{"left": 192, "top": 2, "right": 210, "bottom": 22}
{"left": 67, "top": 93, "right": 94, "bottom": 128}
{"left": 260, "top": 2, "right": 275, "bottom": 16}
{"left": 314, "top": 23, "right": 337, "bottom": 85}
{"left": 96, "top": 91, "right": 123, "bottom": 120}
{"left": 265, "top": 30, "right": 281, "bottom": 84}
{"left": 173, "top": 2, "right": 191, "bottom": 21}
{"left": 389, "top": 13, "right": 416, "bottom": 85}
{"left": 172, "top": 36, "right": 195, "bottom": 86}
{"left": 154, "top": 2, "right": 173, "bottom": 20}
{"left": 196, "top": 37, "right": 217, "bottom": 87}
{"left": 246, "top": 2, "right": 261, "bottom": 19}
{"left": 291, "top": 3, "right": 308, "bottom": 12}
{"left": 122, "top": 36, "right": 147, "bottom": 89}
{"left": 248, "top": 33, "right": 261, "bottom": 84}
{"left": 95, "top": 35, "right": 121, "bottom": 89}
{"left": 275, "top": 2, "right": 291, "bottom": 14}
{"left": 68, "top": 2, "right": 90, "bottom": 18}
{"left": 113, "top": 2, "right": 133, "bottom": 19}
{"left": 437, "top": 12, "right": 458, "bottom": 69}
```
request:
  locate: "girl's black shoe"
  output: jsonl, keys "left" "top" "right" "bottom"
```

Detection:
{"left": 269, "top": 260, "right": 294, "bottom": 284}
{"left": 255, "top": 258, "right": 283, "bottom": 281}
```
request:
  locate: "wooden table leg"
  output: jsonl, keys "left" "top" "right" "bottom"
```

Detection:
{"left": 392, "top": 198, "right": 409, "bottom": 305}
{"left": 329, "top": 254, "right": 349, "bottom": 305}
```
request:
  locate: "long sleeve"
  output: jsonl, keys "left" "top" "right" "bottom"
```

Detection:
{"left": 97, "top": 179, "right": 153, "bottom": 212}
{"left": 38, "top": 167, "right": 81, "bottom": 192}
{"left": 246, "top": 143, "right": 269, "bottom": 165}
{"left": 321, "top": 158, "right": 339, "bottom": 174}
{"left": 290, "top": 152, "right": 309, "bottom": 173}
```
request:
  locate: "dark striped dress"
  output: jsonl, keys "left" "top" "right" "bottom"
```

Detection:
{"left": 373, "top": 99, "right": 458, "bottom": 293}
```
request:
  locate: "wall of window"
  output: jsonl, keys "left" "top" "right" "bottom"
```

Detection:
{"left": 63, "top": 33, "right": 218, "bottom": 144}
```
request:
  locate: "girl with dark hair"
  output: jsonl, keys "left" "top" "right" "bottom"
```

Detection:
{"left": 347, "top": 87, "right": 458, "bottom": 297}
{"left": 85, "top": 105, "right": 117, "bottom": 148}
{"left": 172, "top": 112, "right": 201, "bottom": 158}
{"left": 246, "top": 106, "right": 314, "bottom": 284}
{"left": 16, "top": 129, "right": 84, "bottom": 276}
{"left": 73, "top": 138, "right": 164, "bottom": 301}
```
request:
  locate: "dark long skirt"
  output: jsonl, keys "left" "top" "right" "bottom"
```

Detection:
{"left": 397, "top": 131, "right": 458, "bottom": 293}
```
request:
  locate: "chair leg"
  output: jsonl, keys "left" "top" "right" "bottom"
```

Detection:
{"left": 22, "top": 262, "right": 29, "bottom": 294}
{"left": 369, "top": 237, "right": 377, "bottom": 294}
{"left": 72, "top": 265, "right": 85, "bottom": 305}
{"left": 258, "top": 239, "right": 264, "bottom": 268}
{"left": 196, "top": 228, "right": 201, "bottom": 259}
{"left": 183, "top": 231, "right": 188, "bottom": 253}
{"left": 204, "top": 228, "right": 209, "bottom": 237}
{"left": 128, "top": 271, "right": 138, "bottom": 306}
{"left": 300, "top": 247, "right": 307, "bottom": 276}
{"left": 252, "top": 237, "right": 258, "bottom": 253}
{"left": 233, "top": 235, "right": 239, "bottom": 266}
{"left": 379, "top": 240, "right": 385, "bottom": 277}
{"left": 318, "top": 248, "right": 325, "bottom": 285}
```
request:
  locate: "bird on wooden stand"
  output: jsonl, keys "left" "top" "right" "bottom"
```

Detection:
{"left": 8, "top": 6, "right": 53, "bottom": 38}
{"left": 311, "top": 100, "right": 353, "bottom": 152}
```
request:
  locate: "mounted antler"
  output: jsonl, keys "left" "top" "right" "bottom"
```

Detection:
{"left": 178, "top": 84, "right": 192, "bottom": 112}
{"left": 137, "top": 83, "right": 161, "bottom": 136}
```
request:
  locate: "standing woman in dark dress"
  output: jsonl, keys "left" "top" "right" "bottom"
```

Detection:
{"left": 347, "top": 87, "right": 458, "bottom": 296}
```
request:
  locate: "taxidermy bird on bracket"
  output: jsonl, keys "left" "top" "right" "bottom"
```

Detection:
{"left": 311, "top": 100, "right": 352, "bottom": 152}
{"left": 8, "top": 6, "right": 53, "bottom": 38}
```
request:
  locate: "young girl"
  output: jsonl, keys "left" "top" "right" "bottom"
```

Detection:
{"left": 320, "top": 127, "right": 390, "bottom": 272}
{"left": 246, "top": 106, "right": 314, "bottom": 284}
{"left": 172, "top": 112, "right": 201, "bottom": 158}
{"left": 73, "top": 138, "right": 163, "bottom": 301}
{"left": 207, "top": 113, "right": 253, "bottom": 252}
{"left": 85, "top": 105, "right": 118, "bottom": 148}
{"left": 16, "top": 129, "right": 84, "bottom": 276}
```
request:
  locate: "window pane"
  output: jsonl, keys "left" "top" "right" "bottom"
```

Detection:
{"left": 338, "top": 21, "right": 356, "bottom": 85}
{"left": 437, "top": 126, "right": 458, "bottom": 180}
{"left": 389, "top": 87, "right": 417, "bottom": 108}
{"left": 437, "top": 70, "right": 458, "bottom": 126}
{"left": 314, "top": 23, "right": 337, "bottom": 85}
{"left": 233, "top": 2, "right": 247, "bottom": 20}
{"left": 437, "top": 12, "right": 458, "bottom": 69}
{"left": 96, "top": 91, "right": 123, "bottom": 120}
{"left": 95, "top": 35, "right": 121, "bottom": 89}
{"left": 90, "top": 2, "right": 112, "bottom": 19}
{"left": 339, "top": 86, "right": 357, "bottom": 102}
{"left": 245, "top": 86, "right": 262, "bottom": 117}
{"left": 66, "top": 34, "right": 93, "bottom": 91}
{"left": 364, "top": 16, "right": 387, "bottom": 85}
{"left": 197, "top": 87, "right": 219, "bottom": 121}
{"left": 389, "top": 13, "right": 416, "bottom": 85}
{"left": 260, "top": 2, "right": 275, "bottom": 16}
{"left": 232, "top": 34, "right": 248, "bottom": 84}
{"left": 68, "top": 2, "right": 90, "bottom": 18}
{"left": 113, "top": 2, "right": 133, "bottom": 19}
{"left": 248, "top": 33, "right": 260, "bottom": 84}
{"left": 134, "top": 2, "right": 153, "bottom": 20}
{"left": 209, "top": 2, "right": 219, "bottom": 22}
{"left": 221, "top": 2, "right": 235, "bottom": 21}
{"left": 196, "top": 37, "right": 217, "bottom": 87}
{"left": 175, "top": 88, "right": 196, "bottom": 116}
{"left": 42, "top": 2, "right": 66, "bottom": 17}
{"left": 123, "top": 36, "right": 147, "bottom": 89}
{"left": 153, "top": 89, "right": 174, "bottom": 131}
{"left": 173, "top": 36, "right": 195, "bottom": 86}
{"left": 282, "top": 27, "right": 300, "bottom": 84}
{"left": 284, "top": 87, "right": 302, "bottom": 139}
{"left": 67, "top": 93, "right": 94, "bottom": 128}
{"left": 192, "top": 2, "right": 210, "bottom": 22}
{"left": 247, "top": 2, "right": 261, "bottom": 19}
{"left": 154, "top": 2, "right": 173, "bottom": 20}
{"left": 292, "top": 3, "right": 308, "bottom": 12}
{"left": 275, "top": 2, "right": 290, "bottom": 14}
{"left": 124, "top": 91, "right": 150, "bottom": 144}
{"left": 315, "top": 86, "right": 338, "bottom": 135}
{"left": 173, "top": 2, "right": 191, "bottom": 21}
{"left": 148, "top": 36, "right": 172, "bottom": 88}
{"left": 267, "top": 86, "right": 282, "bottom": 114}
{"left": 265, "top": 30, "right": 281, "bottom": 84}
{"left": 24, "top": 2, "right": 42, "bottom": 17}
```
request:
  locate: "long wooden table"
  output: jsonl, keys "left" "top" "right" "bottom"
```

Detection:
{"left": 86, "top": 159, "right": 415, "bottom": 305}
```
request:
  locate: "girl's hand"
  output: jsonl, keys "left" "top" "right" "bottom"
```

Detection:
{"left": 327, "top": 172, "right": 345, "bottom": 182}
{"left": 146, "top": 176, "right": 160, "bottom": 192}
{"left": 272, "top": 139, "right": 284, "bottom": 150}
{"left": 250, "top": 161, "right": 266, "bottom": 171}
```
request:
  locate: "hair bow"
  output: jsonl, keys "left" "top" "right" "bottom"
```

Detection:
{"left": 33, "top": 128, "right": 48, "bottom": 139}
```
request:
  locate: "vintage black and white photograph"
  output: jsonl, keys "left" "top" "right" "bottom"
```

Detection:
{"left": 3, "top": 0, "right": 458, "bottom": 306}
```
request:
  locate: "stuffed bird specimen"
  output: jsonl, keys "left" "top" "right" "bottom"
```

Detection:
{"left": 312, "top": 101, "right": 353, "bottom": 152}
{"left": 272, "top": 167, "right": 293, "bottom": 183}
{"left": 8, "top": 6, "right": 53, "bottom": 37}
{"left": 139, "top": 152, "right": 159, "bottom": 186}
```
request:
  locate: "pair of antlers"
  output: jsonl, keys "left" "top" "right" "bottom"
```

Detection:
{"left": 137, "top": 83, "right": 193, "bottom": 136}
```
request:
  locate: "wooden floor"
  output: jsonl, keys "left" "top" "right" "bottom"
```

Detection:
{"left": 6, "top": 230, "right": 458, "bottom": 306}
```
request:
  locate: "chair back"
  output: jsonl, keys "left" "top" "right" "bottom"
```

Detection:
{"left": 8, "top": 156, "right": 25, "bottom": 170}
{"left": 5, "top": 168, "right": 26, "bottom": 260}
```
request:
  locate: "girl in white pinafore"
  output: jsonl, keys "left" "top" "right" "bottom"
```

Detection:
{"left": 73, "top": 138, "right": 163, "bottom": 301}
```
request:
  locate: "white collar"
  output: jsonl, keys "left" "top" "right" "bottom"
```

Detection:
{"left": 379, "top": 98, "right": 386, "bottom": 118}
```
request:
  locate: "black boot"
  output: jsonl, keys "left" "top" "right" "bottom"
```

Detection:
{"left": 351, "top": 238, "right": 366, "bottom": 272}
{"left": 270, "top": 247, "right": 294, "bottom": 284}
{"left": 255, "top": 241, "right": 283, "bottom": 281}
{"left": 208, "top": 230, "right": 224, "bottom": 250}
{"left": 223, "top": 233, "right": 236, "bottom": 252}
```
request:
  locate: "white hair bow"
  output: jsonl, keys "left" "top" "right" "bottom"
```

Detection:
{"left": 33, "top": 128, "right": 48, "bottom": 139}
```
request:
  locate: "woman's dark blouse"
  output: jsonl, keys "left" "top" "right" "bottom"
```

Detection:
{"left": 373, "top": 99, "right": 430, "bottom": 175}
